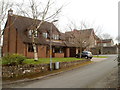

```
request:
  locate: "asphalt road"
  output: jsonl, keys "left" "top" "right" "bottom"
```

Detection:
{"left": 3, "top": 55, "right": 118, "bottom": 88}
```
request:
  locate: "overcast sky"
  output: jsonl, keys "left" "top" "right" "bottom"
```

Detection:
{"left": 56, "top": 0, "right": 119, "bottom": 41}
{"left": 5, "top": 0, "right": 119, "bottom": 43}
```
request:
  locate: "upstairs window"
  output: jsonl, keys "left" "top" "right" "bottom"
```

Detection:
{"left": 56, "top": 35, "right": 59, "bottom": 40}
{"left": 52, "top": 34, "right": 59, "bottom": 40}
{"left": 34, "top": 30, "right": 38, "bottom": 37}
{"left": 28, "top": 30, "right": 38, "bottom": 38}
{"left": 43, "top": 32, "right": 48, "bottom": 38}
{"left": 28, "top": 30, "right": 32, "bottom": 38}
{"left": 52, "top": 34, "right": 55, "bottom": 39}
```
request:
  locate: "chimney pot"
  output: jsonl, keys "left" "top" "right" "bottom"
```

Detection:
{"left": 8, "top": 9, "right": 13, "bottom": 16}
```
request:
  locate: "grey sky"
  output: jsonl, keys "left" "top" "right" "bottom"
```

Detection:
{"left": 57, "top": 0, "right": 118, "bottom": 40}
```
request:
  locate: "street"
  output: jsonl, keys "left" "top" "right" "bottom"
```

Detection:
{"left": 3, "top": 55, "right": 118, "bottom": 88}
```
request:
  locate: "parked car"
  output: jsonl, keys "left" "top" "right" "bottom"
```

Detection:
{"left": 76, "top": 51, "right": 93, "bottom": 59}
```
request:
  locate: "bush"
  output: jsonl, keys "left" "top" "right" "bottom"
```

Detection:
{"left": 2, "top": 54, "right": 26, "bottom": 66}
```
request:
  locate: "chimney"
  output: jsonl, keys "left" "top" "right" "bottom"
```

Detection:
{"left": 8, "top": 9, "right": 13, "bottom": 16}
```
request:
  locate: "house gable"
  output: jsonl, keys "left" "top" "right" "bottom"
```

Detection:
{"left": 65, "top": 28, "right": 97, "bottom": 48}
{"left": 3, "top": 15, "right": 25, "bottom": 55}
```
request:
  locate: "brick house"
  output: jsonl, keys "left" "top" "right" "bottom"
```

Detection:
{"left": 91, "top": 38, "right": 116, "bottom": 54}
{"left": 97, "top": 39, "right": 114, "bottom": 47}
{"left": 2, "top": 9, "right": 75, "bottom": 58}
{"left": 65, "top": 29, "right": 98, "bottom": 54}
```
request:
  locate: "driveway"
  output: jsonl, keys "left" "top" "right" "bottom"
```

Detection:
{"left": 91, "top": 57, "right": 107, "bottom": 62}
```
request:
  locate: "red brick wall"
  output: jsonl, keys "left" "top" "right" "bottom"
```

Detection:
{"left": 54, "top": 53, "right": 64, "bottom": 58}
{"left": 9, "top": 26, "right": 16, "bottom": 54}
{"left": 65, "top": 48, "right": 70, "bottom": 57}
{"left": 2, "top": 23, "right": 9, "bottom": 56}
{"left": 3, "top": 16, "right": 25, "bottom": 56}
{"left": 3, "top": 16, "right": 16, "bottom": 55}
{"left": 38, "top": 45, "right": 47, "bottom": 58}
{"left": 16, "top": 34, "right": 25, "bottom": 55}
{"left": 26, "top": 52, "right": 34, "bottom": 58}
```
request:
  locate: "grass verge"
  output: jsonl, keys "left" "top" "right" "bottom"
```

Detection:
{"left": 1, "top": 58, "right": 85, "bottom": 65}
{"left": 23, "top": 58, "right": 85, "bottom": 64}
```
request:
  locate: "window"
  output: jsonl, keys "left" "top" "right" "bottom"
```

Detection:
{"left": 28, "top": 30, "right": 38, "bottom": 38}
{"left": 103, "top": 43, "right": 107, "bottom": 47}
{"left": 28, "top": 44, "right": 34, "bottom": 52}
{"left": 43, "top": 32, "right": 48, "bottom": 38}
{"left": 54, "top": 47, "right": 63, "bottom": 53}
{"left": 52, "top": 34, "right": 55, "bottom": 39}
{"left": 28, "top": 44, "right": 38, "bottom": 52}
{"left": 34, "top": 30, "right": 38, "bottom": 37}
{"left": 56, "top": 35, "right": 59, "bottom": 40}
{"left": 28, "top": 30, "right": 32, "bottom": 38}
{"left": 52, "top": 34, "right": 59, "bottom": 40}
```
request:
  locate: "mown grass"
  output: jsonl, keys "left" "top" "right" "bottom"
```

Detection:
{"left": 23, "top": 58, "right": 85, "bottom": 64}
{"left": 93, "top": 56, "right": 108, "bottom": 58}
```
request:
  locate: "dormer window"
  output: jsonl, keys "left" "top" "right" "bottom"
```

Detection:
{"left": 52, "top": 34, "right": 55, "bottom": 39}
{"left": 28, "top": 30, "right": 38, "bottom": 38}
{"left": 28, "top": 30, "right": 32, "bottom": 38}
{"left": 56, "top": 35, "right": 59, "bottom": 40}
{"left": 52, "top": 34, "right": 59, "bottom": 40}
{"left": 43, "top": 32, "right": 48, "bottom": 38}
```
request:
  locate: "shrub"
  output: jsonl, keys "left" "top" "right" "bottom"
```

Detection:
{"left": 2, "top": 54, "right": 26, "bottom": 66}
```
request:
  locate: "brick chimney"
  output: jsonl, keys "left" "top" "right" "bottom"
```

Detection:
{"left": 8, "top": 9, "right": 13, "bottom": 16}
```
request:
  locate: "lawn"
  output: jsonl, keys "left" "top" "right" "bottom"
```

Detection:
{"left": 93, "top": 56, "right": 108, "bottom": 58}
{"left": 23, "top": 58, "right": 85, "bottom": 64}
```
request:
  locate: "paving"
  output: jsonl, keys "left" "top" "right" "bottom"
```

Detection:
{"left": 91, "top": 57, "right": 107, "bottom": 62}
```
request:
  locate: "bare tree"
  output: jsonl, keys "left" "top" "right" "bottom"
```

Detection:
{"left": 101, "top": 33, "right": 113, "bottom": 39}
{"left": 66, "top": 20, "right": 104, "bottom": 56}
{"left": 0, "top": 0, "right": 13, "bottom": 58}
{"left": 0, "top": 0, "right": 13, "bottom": 45}
{"left": 16, "top": 0, "right": 63, "bottom": 61}
{"left": 66, "top": 21, "right": 94, "bottom": 54}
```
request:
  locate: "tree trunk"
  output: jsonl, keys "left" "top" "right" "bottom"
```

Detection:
{"left": 33, "top": 43, "right": 38, "bottom": 61}
{"left": 32, "top": 34, "right": 38, "bottom": 61}
{"left": 79, "top": 47, "right": 82, "bottom": 58}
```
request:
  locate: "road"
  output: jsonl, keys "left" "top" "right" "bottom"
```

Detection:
{"left": 3, "top": 55, "right": 118, "bottom": 88}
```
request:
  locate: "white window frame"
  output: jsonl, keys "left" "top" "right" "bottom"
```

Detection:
{"left": 43, "top": 32, "right": 48, "bottom": 38}
{"left": 28, "top": 30, "right": 38, "bottom": 38}
{"left": 28, "top": 30, "right": 33, "bottom": 38}
{"left": 52, "top": 34, "right": 59, "bottom": 40}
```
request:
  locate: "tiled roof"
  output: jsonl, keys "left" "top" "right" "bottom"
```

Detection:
{"left": 65, "top": 29, "right": 94, "bottom": 40}
{"left": 6, "top": 15, "right": 64, "bottom": 45}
